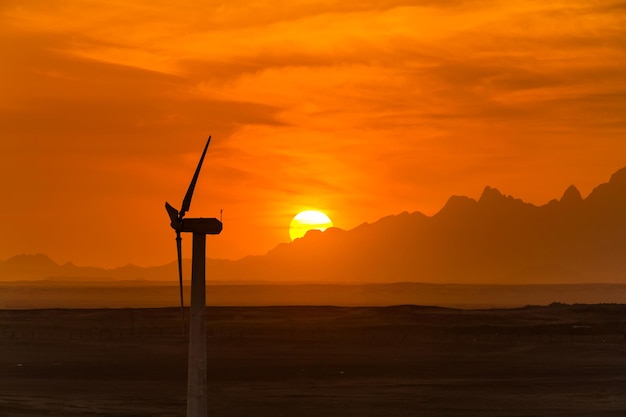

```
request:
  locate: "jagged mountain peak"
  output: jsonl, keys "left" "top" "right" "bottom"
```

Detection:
{"left": 559, "top": 185, "right": 583, "bottom": 205}
{"left": 478, "top": 185, "right": 504, "bottom": 204}
{"left": 477, "top": 186, "right": 527, "bottom": 208}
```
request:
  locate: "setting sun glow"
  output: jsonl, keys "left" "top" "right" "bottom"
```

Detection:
{"left": 289, "top": 210, "right": 333, "bottom": 241}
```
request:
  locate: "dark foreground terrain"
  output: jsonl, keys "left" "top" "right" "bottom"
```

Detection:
{"left": 2, "top": 304, "right": 626, "bottom": 416}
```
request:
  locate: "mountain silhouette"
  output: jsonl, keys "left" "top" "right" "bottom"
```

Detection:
{"left": 219, "top": 166, "right": 626, "bottom": 284}
{"left": 2, "top": 166, "right": 626, "bottom": 284}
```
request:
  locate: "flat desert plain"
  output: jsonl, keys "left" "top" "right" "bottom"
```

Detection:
{"left": 2, "top": 305, "right": 626, "bottom": 416}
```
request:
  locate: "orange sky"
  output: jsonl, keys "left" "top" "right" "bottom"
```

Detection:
{"left": 2, "top": 0, "right": 626, "bottom": 268}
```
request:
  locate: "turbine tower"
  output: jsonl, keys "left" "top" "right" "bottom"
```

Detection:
{"left": 165, "top": 136, "right": 222, "bottom": 417}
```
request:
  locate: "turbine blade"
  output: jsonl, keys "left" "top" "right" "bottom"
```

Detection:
{"left": 179, "top": 136, "right": 211, "bottom": 219}
{"left": 165, "top": 202, "right": 179, "bottom": 225}
{"left": 176, "top": 232, "right": 185, "bottom": 335}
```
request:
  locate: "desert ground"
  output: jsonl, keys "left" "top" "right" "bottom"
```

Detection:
{"left": 2, "top": 305, "right": 626, "bottom": 416}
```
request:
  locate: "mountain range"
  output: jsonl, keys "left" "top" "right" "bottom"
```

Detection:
{"left": 3, "top": 166, "right": 626, "bottom": 284}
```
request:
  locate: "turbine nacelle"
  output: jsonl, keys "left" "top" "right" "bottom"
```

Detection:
{"left": 180, "top": 218, "right": 223, "bottom": 234}
{"left": 165, "top": 202, "right": 222, "bottom": 234}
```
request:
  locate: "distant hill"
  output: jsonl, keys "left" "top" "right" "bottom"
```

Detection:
{"left": 3, "top": 166, "right": 626, "bottom": 284}
{"left": 0, "top": 253, "right": 175, "bottom": 282}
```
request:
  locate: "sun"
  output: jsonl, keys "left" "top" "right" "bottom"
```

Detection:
{"left": 289, "top": 210, "right": 333, "bottom": 241}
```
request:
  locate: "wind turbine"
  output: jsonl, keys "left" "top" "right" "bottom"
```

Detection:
{"left": 165, "top": 136, "right": 222, "bottom": 417}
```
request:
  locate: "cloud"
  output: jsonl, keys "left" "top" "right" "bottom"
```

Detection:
{"left": 0, "top": 32, "right": 285, "bottom": 157}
